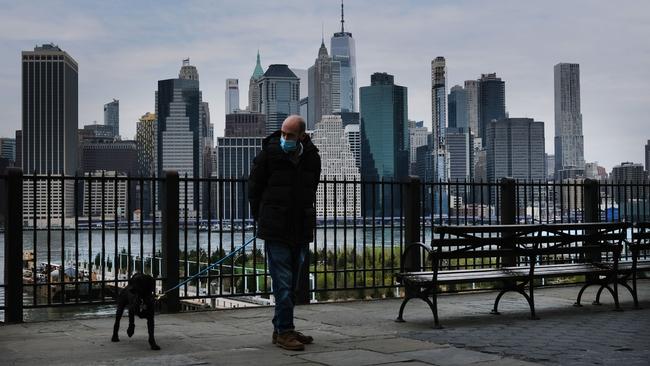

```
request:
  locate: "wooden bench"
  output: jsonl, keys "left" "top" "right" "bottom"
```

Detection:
{"left": 395, "top": 222, "right": 628, "bottom": 328}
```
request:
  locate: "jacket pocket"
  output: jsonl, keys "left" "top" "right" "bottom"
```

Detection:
{"left": 259, "top": 204, "right": 288, "bottom": 233}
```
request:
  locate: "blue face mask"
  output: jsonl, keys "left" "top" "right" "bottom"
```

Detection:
{"left": 280, "top": 136, "right": 298, "bottom": 153}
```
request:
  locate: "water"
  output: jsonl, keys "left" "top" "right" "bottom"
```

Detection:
{"left": 0, "top": 226, "right": 418, "bottom": 321}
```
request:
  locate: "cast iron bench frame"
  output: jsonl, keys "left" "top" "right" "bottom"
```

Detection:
{"left": 395, "top": 222, "right": 628, "bottom": 328}
{"left": 611, "top": 222, "right": 650, "bottom": 308}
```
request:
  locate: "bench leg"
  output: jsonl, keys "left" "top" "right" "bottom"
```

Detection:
{"left": 521, "top": 290, "right": 539, "bottom": 320}
{"left": 491, "top": 289, "right": 507, "bottom": 315}
{"left": 593, "top": 285, "right": 605, "bottom": 305}
{"left": 395, "top": 296, "right": 412, "bottom": 322}
{"left": 632, "top": 273, "right": 640, "bottom": 309}
{"left": 431, "top": 294, "right": 441, "bottom": 329}
{"left": 421, "top": 295, "right": 442, "bottom": 329}
{"left": 613, "top": 279, "right": 622, "bottom": 312}
{"left": 601, "top": 281, "right": 636, "bottom": 308}
{"left": 574, "top": 283, "right": 592, "bottom": 307}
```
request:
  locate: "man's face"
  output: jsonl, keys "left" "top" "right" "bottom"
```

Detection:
{"left": 281, "top": 120, "right": 304, "bottom": 141}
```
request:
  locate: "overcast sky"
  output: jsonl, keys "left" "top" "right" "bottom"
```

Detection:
{"left": 0, "top": 0, "right": 648, "bottom": 171}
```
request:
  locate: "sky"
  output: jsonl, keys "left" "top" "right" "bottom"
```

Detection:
{"left": 0, "top": 0, "right": 648, "bottom": 171}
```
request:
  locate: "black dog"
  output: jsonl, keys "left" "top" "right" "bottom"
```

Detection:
{"left": 111, "top": 273, "right": 160, "bottom": 350}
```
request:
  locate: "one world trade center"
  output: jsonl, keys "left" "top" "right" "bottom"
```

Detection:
{"left": 331, "top": 1, "right": 357, "bottom": 112}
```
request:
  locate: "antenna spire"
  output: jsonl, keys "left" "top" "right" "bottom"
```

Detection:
{"left": 340, "top": 0, "right": 345, "bottom": 33}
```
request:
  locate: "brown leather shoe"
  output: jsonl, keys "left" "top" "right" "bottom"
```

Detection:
{"left": 275, "top": 331, "right": 305, "bottom": 351}
{"left": 272, "top": 330, "right": 313, "bottom": 345}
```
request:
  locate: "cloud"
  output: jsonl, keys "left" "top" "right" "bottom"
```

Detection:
{"left": 0, "top": 0, "right": 648, "bottom": 170}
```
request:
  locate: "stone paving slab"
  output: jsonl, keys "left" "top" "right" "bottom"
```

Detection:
{"left": 296, "top": 349, "right": 412, "bottom": 366}
{"left": 1, "top": 280, "right": 648, "bottom": 366}
{"left": 338, "top": 336, "right": 447, "bottom": 354}
{"left": 397, "top": 347, "right": 502, "bottom": 365}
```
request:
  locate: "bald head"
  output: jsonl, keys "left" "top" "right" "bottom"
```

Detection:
{"left": 281, "top": 115, "right": 306, "bottom": 141}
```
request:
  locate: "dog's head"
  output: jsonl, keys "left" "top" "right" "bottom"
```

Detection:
{"left": 128, "top": 273, "right": 156, "bottom": 297}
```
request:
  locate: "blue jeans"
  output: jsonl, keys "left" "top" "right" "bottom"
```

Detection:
{"left": 265, "top": 240, "right": 308, "bottom": 334}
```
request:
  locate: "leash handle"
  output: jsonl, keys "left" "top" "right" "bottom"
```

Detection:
{"left": 157, "top": 236, "right": 257, "bottom": 300}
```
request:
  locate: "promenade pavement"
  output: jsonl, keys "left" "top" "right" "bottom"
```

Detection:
{"left": 1, "top": 280, "right": 649, "bottom": 366}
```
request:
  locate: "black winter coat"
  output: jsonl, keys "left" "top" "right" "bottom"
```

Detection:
{"left": 248, "top": 131, "right": 321, "bottom": 245}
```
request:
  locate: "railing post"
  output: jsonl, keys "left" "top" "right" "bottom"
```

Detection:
{"left": 583, "top": 178, "right": 601, "bottom": 263}
{"left": 161, "top": 170, "right": 180, "bottom": 313}
{"left": 584, "top": 178, "right": 600, "bottom": 224}
{"left": 404, "top": 175, "right": 422, "bottom": 272}
{"left": 4, "top": 168, "right": 24, "bottom": 323}
{"left": 500, "top": 177, "right": 516, "bottom": 266}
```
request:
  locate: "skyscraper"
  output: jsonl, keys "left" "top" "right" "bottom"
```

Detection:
{"left": 343, "top": 123, "right": 360, "bottom": 168}
{"left": 446, "top": 128, "right": 471, "bottom": 182}
{"left": 136, "top": 112, "right": 156, "bottom": 218}
{"left": 104, "top": 98, "right": 119, "bottom": 137}
{"left": 258, "top": 64, "right": 300, "bottom": 134}
{"left": 307, "top": 40, "right": 341, "bottom": 130}
{"left": 485, "top": 117, "right": 545, "bottom": 213}
{"left": 290, "top": 68, "right": 308, "bottom": 101}
{"left": 545, "top": 154, "right": 555, "bottom": 181}
{"left": 331, "top": 1, "right": 356, "bottom": 112}
{"left": 645, "top": 140, "right": 650, "bottom": 175}
{"left": 81, "top": 123, "right": 114, "bottom": 139}
{"left": 248, "top": 51, "right": 264, "bottom": 112}
{"left": 80, "top": 139, "right": 138, "bottom": 175}
{"left": 448, "top": 85, "right": 468, "bottom": 129}
{"left": 212, "top": 136, "right": 263, "bottom": 220}
{"left": 611, "top": 162, "right": 647, "bottom": 204}
{"left": 225, "top": 79, "right": 239, "bottom": 114}
{"left": 156, "top": 59, "right": 207, "bottom": 216}
{"left": 446, "top": 127, "right": 472, "bottom": 208}
{"left": 136, "top": 112, "right": 156, "bottom": 177}
{"left": 225, "top": 111, "right": 266, "bottom": 137}
{"left": 409, "top": 121, "right": 428, "bottom": 174}
{"left": 554, "top": 63, "right": 584, "bottom": 180}
{"left": 464, "top": 80, "right": 480, "bottom": 137}
{"left": 485, "top": 118, "right": 545, "bottom": 183}
{"left": 478, "top": 73, "right": 506, "bottom": 140}
{"left": 21, "top": 44, "right": 78, "bottom": 176}
{"left": 311, "top": 115, "right": 361, "bottom": 218}
{"left": 431, "top": 57, "right": 447, "bottom": 181}
{"left": 0, "top": 137, "right": 16, "bottom": 162}
{"left": 14, "top": 130, "right": 22, "bottom": 170}
{"left": 21, "top": 44, "right": 78, "bottom": 225}
{"left": 360, "top": 72, "right": 409, "bottom": 215}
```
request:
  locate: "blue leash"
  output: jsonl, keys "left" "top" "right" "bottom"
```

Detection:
{"left": 156, "top": 236, "right": 257, "bottom": 300}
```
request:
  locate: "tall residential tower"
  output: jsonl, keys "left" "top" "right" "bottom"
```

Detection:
{"left": 431, "top": 57, "right": 447, "bottom": 181}
{"left": 554, "top": 63, "right": 584, "bottom": 180}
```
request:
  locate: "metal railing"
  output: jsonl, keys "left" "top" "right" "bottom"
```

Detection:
{"left": 1, "top": 168, "right": 649, "bottom": 322}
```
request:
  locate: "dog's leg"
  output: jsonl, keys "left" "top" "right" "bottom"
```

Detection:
{"left": 147, "top": 314, "right": 160, "bottom": 350}
{"left": 127, "top": 306, "right": 135, "bottom": 338}
{"left": 112, "top": 297, "right": 126, "bottom": 342}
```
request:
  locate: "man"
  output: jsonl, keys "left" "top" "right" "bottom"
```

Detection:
{"left": 248, "top": 115, "right": 321, "bottom": 351}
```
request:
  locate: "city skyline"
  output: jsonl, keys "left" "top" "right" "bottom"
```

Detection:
{"left": 0, "top": 0, "right": 648, "bottom": 170}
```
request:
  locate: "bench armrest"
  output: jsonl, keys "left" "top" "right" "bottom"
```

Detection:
{"left": 399, "top": 242, "right": 432, "bottom": 273}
